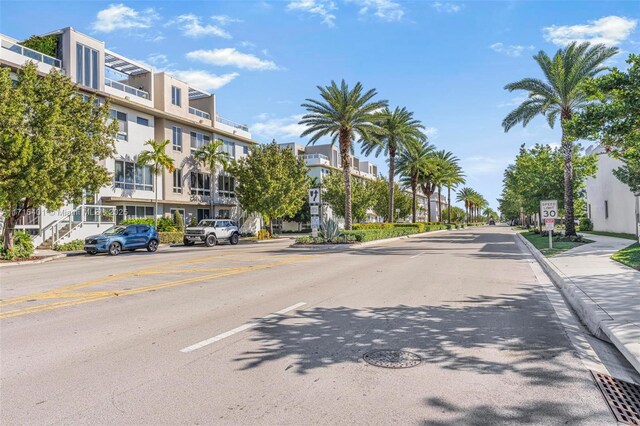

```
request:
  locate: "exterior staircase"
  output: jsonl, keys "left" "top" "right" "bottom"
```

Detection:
{"left": 32, "top": 205, "right": 116, "bottom": 249}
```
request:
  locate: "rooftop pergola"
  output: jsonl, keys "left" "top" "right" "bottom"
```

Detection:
{"left": 104, "top": 49, "right": 150, "bottom": 76}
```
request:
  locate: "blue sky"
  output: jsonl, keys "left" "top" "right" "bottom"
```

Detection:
{"left": 2, "top": 1, "right": 638, "bottom": 210}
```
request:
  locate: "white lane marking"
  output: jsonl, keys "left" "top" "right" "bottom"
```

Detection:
{"left": 410, "top": 251, "right": 427, "bottom": 259}
{"left": 180, "top": 302, "right": 306, "bottom": 353}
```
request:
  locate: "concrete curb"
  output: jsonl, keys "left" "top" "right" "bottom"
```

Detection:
{"left": 0, "top": 253, "right": 67, "bottom": 268}
{"left": 517, "top": 232, "right": 640, "bottom": 373}
{"left": 289, "top": 228, "right": 451, "bottom": 251}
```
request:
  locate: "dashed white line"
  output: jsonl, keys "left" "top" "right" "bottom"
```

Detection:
{"left": 410, "top": 251, "right": 427, "bottom": 259}
{"left": 180, "top": 302, "right": 306, "bottom": 353}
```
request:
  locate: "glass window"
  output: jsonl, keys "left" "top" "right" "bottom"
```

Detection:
{"left": 76, "top": 43, "right": 98, "bottom": 89}
{"left": 242, "top": 145, "right": 249, "bottom": 155}
{"left": 217, "top": 174, "right": 235, "bottom": 198}
{"left": 137, "top": 226, "right": 150, "bottom": 233}
{"left": 222, "top": 140, "right": 235, "bottom": 157}
{"left": 190, "top": 132, "right": 210, "bottom": 152}
{"left": 172, "top": 126, "right": 182, "bottom": 151}
{"left": 114, "top": 160, "right": 153, "bottom": 191}
{"left": 173, "top": 169, "right": 182, "bottom": 193}
{"left": 136, "top": 116, "right": 149, "bottom": 126}
{"left": 171, "top": 86, "right": 181, "bottom": 106}
{"left": 190, "top": 172, "right": 211, "bottom": 196}
{"left": 110, "top": 110, "right": 127, "bottom": 140}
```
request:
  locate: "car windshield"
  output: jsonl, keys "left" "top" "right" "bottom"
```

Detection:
{"left": 197, "top": 220, "right": 215, "bottom": 227}
{"left": 103, "top": 226, "right": 127, "bottom": 235}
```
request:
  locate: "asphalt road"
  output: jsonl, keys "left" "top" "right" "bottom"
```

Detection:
{"left": 0, "top": 226, "right": 634, "bottom": 424}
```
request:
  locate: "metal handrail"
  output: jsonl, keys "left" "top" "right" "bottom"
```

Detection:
{"left": 1, "top": 39, "right": 61, "bottom": 68}
{"left": 105, "top": 78, "right": 149, "bottom": 99}
{"left": 216, "top": 114, "right": 249, "bottom": 131}
{"left": 189, "top": 107, "right": 211, "bottom": 120}
{"left": 35, "top": 205, "right": 116, "bottom": 246}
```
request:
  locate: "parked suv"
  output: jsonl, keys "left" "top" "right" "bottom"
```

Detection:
{"left": 84, "top": 225, "right": 159, "bottom": 256}
{"left": 184, "top": 219, "right": 240, "bottom": 247}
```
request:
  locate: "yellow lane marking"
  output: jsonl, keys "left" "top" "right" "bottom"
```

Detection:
{"left": 0, "top": 256, "right": 314, "bottom": 319}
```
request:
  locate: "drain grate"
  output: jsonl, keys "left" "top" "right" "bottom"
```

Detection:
{"left": 591, "top": 371, "right": 640, "bottom": 425}
{"left": 363, "top": 350, "right": 421, "bottom": 369}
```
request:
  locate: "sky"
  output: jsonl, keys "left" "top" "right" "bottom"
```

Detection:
{"left": 1, "top": 0, "right": 638, "bottom": 210}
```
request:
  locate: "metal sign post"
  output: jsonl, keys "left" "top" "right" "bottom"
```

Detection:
{"left": 309, "top": 188, "right": 320, "bottom": 238}
{"left": 540, "top": 200, "right": 558, "bottom": 250}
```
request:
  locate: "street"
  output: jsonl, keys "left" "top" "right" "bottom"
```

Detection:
{"left": 1, "top": 226, "right": 636, "bottom": 424}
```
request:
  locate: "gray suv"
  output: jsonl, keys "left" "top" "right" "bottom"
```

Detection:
{"left": 184, "top": 219, "right": 240, "bottom": 247}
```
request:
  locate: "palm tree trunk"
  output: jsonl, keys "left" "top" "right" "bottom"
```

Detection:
{"left": 210, "top": 172, "right": 214, "bottom": 219}
{"left": 561, "top": 124, "right": 576, "bottom": 236}
{"left": 411, "top": 178, "right": 417, "bottom": 223}
{"left": 388, "top": 150, "right": 395, "bottom": 223}
{"left": 447, "top": 185, "right": 451, "bottom": 225}
{"left": 154, "top": 171, "right": 159, "bottom": 227}
{"left": 339, "top": 129, "right": 353, "bottom": 230}
{"left": 437, "top": 185, "right": 443, "bottom": 223}
{"left": 427, "top": 193, "right": 431, "bottom": 223}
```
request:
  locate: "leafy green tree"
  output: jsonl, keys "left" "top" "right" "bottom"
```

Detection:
{"left": 0, "top": 64, "right": 116, "bottom": 250}
{"left": 396, "top": 139, "right": 435, "bottom": 223}
{"left": 322, "top": 170, "right": 373, "bottom": 223}
{"left": 193, "top": 139, "right": 231, "bottom": 218}
{"left": 567, "top": 54, "right": 640, "bottom": 194}
{"left": 502, "top": 42, "right": 618, "bottom": 236}
{"left": 369, "top": 177, "right": 412, "bottom": 221}
{"left": 447, "top": 206, "right": 466, "bottom": 223}
{"left": 300, "top": 80, "right": 387, "bottom": 230}
{"left": 283, "top": 198, "right": 311, "bottom": 231}
{"left": 227, "top": 142, "right": 309, "bottom": 234}
{"left": 137, "top": 139, "right": 175, "bottom": 227}
{"left": 361, "top": 106, "right": 425, "bottom": 222}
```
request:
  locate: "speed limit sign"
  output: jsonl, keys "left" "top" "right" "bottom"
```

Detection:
{"left": 540, "top": 200, "right": 558, "bottom": 219}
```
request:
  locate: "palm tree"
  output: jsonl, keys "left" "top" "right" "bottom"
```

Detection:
{"left": 137, "top": 139, "right": 175, "bottom": 227}
{"left": 396, "top": 138, "right": 434, "bottom": 223}
{"left": 456, "top": 187, "right": 476, "bottom": 223}
{"left": 502, "top": 42, "right": 617, "bottom": 236}
{"left": 193, "top": 139, "right": 231, "bottom": 219}
{"left": 300, "top": 80, "right": 387, "bottom": 230}
{"left": 361, "top": 106, "right": 425, "bottom": 222}
{"left": 432, "top": 150, "right": 459, "bottom": 223}
{"left": 418, "top": 162, "right": 437, "bottom": 222}
{"left": 442, "top": 162, "right": 465, "bottom": 225}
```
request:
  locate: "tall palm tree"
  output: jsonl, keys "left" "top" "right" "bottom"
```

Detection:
{"left": 193, "top": 139, "right": 230, "bottom": 219}
{"left": 300, "top": 80, "right": 387, "bottom": 230}
{"left": 432, "top": 150, "right": 458, "bottom": 223}
{"left": 443, "top": 163, "right": 465, "bottom": 225}
{"left": 456, "top": 187, "right": 476, "bottom": 223}
{"left": 361, "top": 106, "right": 425, "bottom": 222}
{"left": 418, "top": 161, "right": 438, "bottom": 222}
{"left": 137, "top": 139, "right": 175, "bottom": 227}
{"left": 396, "top": 139, "right": 434, "bottom": 223}
{"left": 502, "top": 42, "right": 617, "bottom": 236}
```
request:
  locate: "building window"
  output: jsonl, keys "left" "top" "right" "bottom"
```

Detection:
{"left": 588, "top": 204, "right": 592, "bottom": 219}
{"left": 217, "top": 174, "right": 235, "bottom": 198}
{"left": 217, "top": 209, "right": 231, "bottom": 219}
{"left": 222, "top": 140, "right": 235, "bottom": 157}
{"left": 190, "top": 131, "right": 210, "bottom": 152}
{"left": 197, "top": 208, "right": 210, "bottom": 222}
{"left": 172, "top": 126, "right": 182, "bottom": 151}
{"left": 171, "top": 86, "right": 181, "bottom": 106}
{"left": 242, "top": 145, "right": 249, "bottom": 155}
{"left": 76, "top": 43, "right": 99, "bottom": 89}
{"left": 173, "top": 169, "right": 183, "bottom": 193}
{"left": 190, "top": 172, "right": 211, "bottom": 196}
{"left": 116, "top": 205, "right": 154, "bottom": 223}
{"left": 110, "top": 110, "right": 127, "bottom": 140}
{"left": 114, "top": 160, "right": 153, "bottom": 191}
{"left": 605, "top": 200, "right": 609, "bottom": 219}
{"left": 136, "top": 116, "right": 149, "bottom": 126}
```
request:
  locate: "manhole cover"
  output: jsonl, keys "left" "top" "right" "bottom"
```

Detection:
{"left": 591, "top": 371, "right": 640, "bottom": 425}
{"left": 363, "top": 350, "right": 421, "bottom": 369}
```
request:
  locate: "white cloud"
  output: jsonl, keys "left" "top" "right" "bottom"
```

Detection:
{"left": 490, "top": 42, "right": 535, "bottom": 57}
{"left": 146, "top": 53, "right": 169, "bottom": 66}
{"left": 251, "top": 114, "right": 307, "bottom": 141}
{"left": 211, "top": 15, "right": 243, "bottom": 25}
{"left": 432, "top": 2, "right": 463, "bottom": 13}
{"left": 93, "top": 3, "right": 159, "bottom": 33}
{"left": 424, "top": 127, "right": 439, "bottom": 138}
{"left": 186, "top": 48, "right": 279, "bottom": 71}
{"left": 170, "top": 70, "right": 239, "bottom": 91}
{"left": 461, "top": 156, "right": 510, "bottom": 175}
{"left": 172, "top": 14, "right": 231, "bottom": 39}
{"left": 543, "top": 16, "right": 637, "bottom": 46}
{"left": 349, "top": 0, "right": 404, "bottom": 22}
{"left": 287, "top": 0, "right": 337, "bottom": 27}
{"left": 497, "top": 95, "right": 528, "bottom": 108}
{"left": 239, "top": 41, "right": 256, "bottom": 48}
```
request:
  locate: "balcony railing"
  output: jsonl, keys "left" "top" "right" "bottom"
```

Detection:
{"left": 216, "top": 114, "right": 249, "bottom": 132}
{"left": 189, "top": 107, "right": 211, "bottom": 120}
{"left": 105, "top": 78, "right": 149, "bottom": 99}
{"left": 1, "top": 39, "right": 61, "bottom": 68}
{"left": 300, "top": 154, "right": 329, "bottom": 161}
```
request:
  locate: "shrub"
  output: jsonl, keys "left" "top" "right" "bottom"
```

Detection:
{"left": 295, "top": 234, "right": 357, "bottom": 244}
{"left": 120, "top": 218, "right": 155, "bottom": 227}
{"left": 20, "top": 34, "right": 58, "bottom": 57}
{"left": 174, "top": 210, "right": 184, "bottom": 230}
{"left": 320, "top": 217, "right": 340, "bottom": 239}
{"left": 54, "top": 239, "right": 84, "bottom": 251}
{"left": 353, "top": 223, "right": 393, "bottom": 230}
{"left": 342, "top": 227, "right": 419, "bottom": 242}
{"left": 1, "top": 231, "right": 35, "bottom": 260}
{"left": 156, "top": 216, "right": 177, "bottom": 232}
{"left": 158, "top": 232, "right": 183, "bottom": 244}
{"left": 579, "top": 218, "right": 594, "bottom": 231}
{"left": 257, "top": 229, "right": 271, "bottom": 240}
{"left": 189, "top": 217, "right": 198, "bottom": 227}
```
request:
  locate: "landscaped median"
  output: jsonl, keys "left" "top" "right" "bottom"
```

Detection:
{"left": 519, "top": 230, "right": 593, "bottom": 257}
{"left": 612, "top": 243, "right": 640, "bottom": 271}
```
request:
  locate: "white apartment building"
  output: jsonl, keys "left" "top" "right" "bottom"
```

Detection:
{"left": 585, "top": 145, "right": 640, "bottom": 238}
{"left": 1, "top": 28, "right": 260, "bottom": 247}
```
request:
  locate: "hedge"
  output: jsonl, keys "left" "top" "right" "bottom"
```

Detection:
{"left": 54, "top": 239, "right": 84, "bottom": 252}
{"left": 158, "top": 232, "right": 184, "bottom": 244}
{"left": 352, "top": 222, "right": 445, "bottom": 233}
{"left": 342, "top": 227, "right": 419, "bottom": 242}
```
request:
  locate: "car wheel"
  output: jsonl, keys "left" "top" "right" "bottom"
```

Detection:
{"left": 108, "top": 242, "right": 122, "bottom": 256}
{"left": 147, "top": 239, "right": 158, "bottom": 252}
{"left": 229, "top": 233, "right": 239, "bottom": 245}
{"left": 204, "top": 234, "right": 217, "bottom": 247}
{"left": 183, "top": 238, "right": 195, "bottom": 246}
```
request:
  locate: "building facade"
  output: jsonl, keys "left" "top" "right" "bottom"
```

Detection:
{"left": 585, "top": 145, "right": 640, "bottom": 238}
{"left": 1, "top": 28, "right": 259, "bottom": 246}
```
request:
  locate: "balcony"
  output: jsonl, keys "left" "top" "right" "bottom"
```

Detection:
{"left": 216, "top": 115, "right": 249, "bottom": 132}
{"left": 1, "top": 38, "right": 61, "bottom": 68}
{"left": 105, "top": 78, "right": 149, "bottom": 99}
{"left": 189, "top": 106, "right": 211, "bottom": 120}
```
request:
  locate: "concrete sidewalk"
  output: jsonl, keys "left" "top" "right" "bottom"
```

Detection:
{"left": 519, "top": 233, "right": 640, "bottom": 373}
